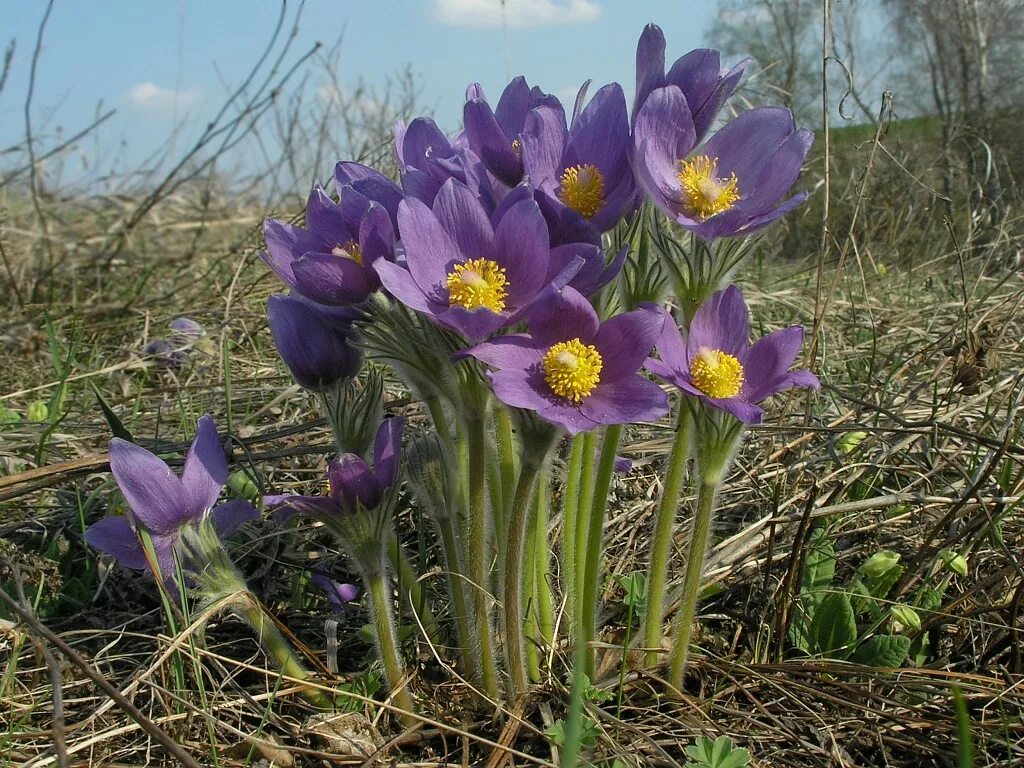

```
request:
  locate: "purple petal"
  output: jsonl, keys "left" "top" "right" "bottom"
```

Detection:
{"left": 306, "top": 186, "right": 353, "bottom": 242}
{"left": 432, "top": 179, "right": 495, "bottom": 260}
{"left": 634, "top": 23, "right": 667, "bottom": 120}
{"left": 688, "top": 285, "right": 749, "bottom": 359}
{"left": 653, "top": 314, "right": 689, "bottom": 371}
{"left": 704, "top": 107, "right": 798, "bottom": 181}
{"left": 373, "top": 417, "right": 404, "bottom": 490}
{"left": 267, "top": 294, "right": 363, "bottom": 390}
{"left": 401, "top": 118, "right": 455, "bottom": 170}
{"left": 491, "top": 198, "right": 549, "bottom": 306}
{"left": 436, "top": 304, "right": 506, "bottom": 343}
{"left": 329, "top": 455, "right": 384, "bottom": 512}
{"left": 742, "top": 326, "right": 819, "bottom": 402}
{"left": 489, "top": 369, "right": 601, "bottom": 435}
{"left": 579, "top": 376, "right": 669, "bottom": 427}
{"left": 85, "top": 516, "right": 148, "bottom": 570}
{"left": 614, "top": 455, "right": 633, "bottom": 474}
{"left": 181, "top": 415, "right": 227, "bottom": 515}
{"left": 464, "top": 97, "right": 522, "bottom": 186}
{"left": 374, "top": 260, "right": 437, "bottom": 315}
{"left": 594, "top": 305, "right": 667, "bottom": 381}
{"left": 311, "top": 572, "right": 360, "bottom": 611}
{"left": 706, "top": 396, "right": 764, "bottom": 425}
{"left": 633, "top": 86, "right": 696, "bottom": 211}
{"left": 665, "top": 49, "right": 721, "bottom": 130}
{"left": 691, "top": 57, "right": 750, "bottom": 140}
{"left": 527, "top": 285, "right": 600, "bottom": 347}
{"left": 109, "top": 438, "right": 192, "bottom": 534}
{"left": 268, "top": 495, "right": 342, "bottom": 525}
{"left": 567, "top": 82, "right": 630, "bottom": 179}
{"left": 212, "top": 498, "right": 259, "bottom": 538}
{"left": 292, "top": 253, "right": 373, "bottom": 305}
{"left": 358, "top": 202, "right": 395, "bottom": 277}
{"left": 169, "top": 317, "right": 203, "bottom": 340}
{"left": 494, "top": 76, "right": 532, "bottom": 135}
{"left": 397, "top": 197, "right": 461, "bottom": 296}
{"left": 587, "top": 169, "right": 637, "bottom": 233}
{"left": 465, "top": 335, "right": 545, "bottom": 370}
{"left": 521, "top": 104, "right": 568, "bottom": 185}
{"left": 334, "top": 162, "right": 404, "bottom": 227}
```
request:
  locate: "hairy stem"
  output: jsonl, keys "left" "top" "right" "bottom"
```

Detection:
{"left": 365, "top": 566, "right": 416, "bottom": 725}
{"left": 560, "top": 434, "right": 585, "bottom": 634}
{"left": 642, "top": 402, "right": 692, "bottom": 666}
{"left": 386, "top": 533, "right": 442, "bottom": 648}
{"left": 579, "top": 424, "right": 623, "bottom": 676}
{"left": 466, "top": 413, "right": 499, "bottom": 698}
{"left": 573, "top": 431, "right": 598, "bottom": 628}
{"left": 436, "top": 512, "right": 475, "bottom": 676}
{"left": 668, "top": 479, "right": 717, "bottom": 689}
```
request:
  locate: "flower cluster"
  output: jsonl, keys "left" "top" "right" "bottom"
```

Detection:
{"left": 87, "top": 22, "right": 824, "bottom": 723}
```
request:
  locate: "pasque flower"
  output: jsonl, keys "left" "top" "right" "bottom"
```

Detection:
{"left": 463, "top": 76, "right": 564, "bottom": 187}
{"left": 633, "top": 23, "right": 749, "bottom": 140}
{"left": 520, "top": 83, "right": 637, "bottom": 239}
{"left": 267, "top": 294, "right": 364, "bottom": 391}
{"left": 262, "top": 185, "right": 395, "bottom": 306}
{"left": 465, "top": 286, "right": 668, "bottom": 434}
{"left": 267, "top": 417, "right": 403, "bottom": 523}
{"left": 310, "top": 571, "right": 360, "bottom": 612}
{"left": 633, "top": 87, "right": 813, "bottom": 240}
{"left": 85, "top": 415, "right": 258, "bottom": 587}
{"left": 375, "top": 178, "right": 568, "bottom": 343}
{"left": 644, "top": 284, "right": 820, "bottom": 423}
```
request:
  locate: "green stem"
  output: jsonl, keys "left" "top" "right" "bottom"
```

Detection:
{"left": 365, "top": 567, "right": 416, "bottom": 725}
{"left": 503, "top": 459, "right": 544, "bottom": 698}
{"left": 238, "top": 598, "right": 332, "bottom": 709}
{"left": 642, "top": 402, "right": 692, "bottom": 666}
{"left": 437, "top": 513, "right": 475, "bottom": 676}
{"left": 668, "top": 479, "right": 717, "bottom": 689}
{"left": 466, "top": 414, "right": 499, "bottom": 698}
{"left": 386, "top": 533, "right": 442, "bottom": 649}
{"left": 523, "top": 519, "right": 541, "bottom": 683}
{"left": 580, "top": 424, "right": 623, "bottom": 676}
{"left": 495, "top": 406, "right": 517, "bottom": 521}
{"left": 561, "top": 434, "right": 585, "bottom": 634}
{"left": 573, "top": 431, "right": 598, "bottom": 628}
{"left": 534, "top": 468, "right": 554, "bottom": 649}
{"left": 425, "top": 395, "right": 452, "bottom": 445}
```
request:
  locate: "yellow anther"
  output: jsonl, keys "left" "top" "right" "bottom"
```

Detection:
{"left": 446, "top": 258, "right": 508, "bottom": 313}
{"left": 332, "top": 239, "right": 364, "bottom": 266}
{"left": 677, "top": 156, "right": 740, "bottom": 220}
{"left": 543, "top": 338, "right": 603, "bottom": 402}
{"left": 689, "top": 348, "right": 744, "bottom": 399}
{"left": 558, "top": 163, "right": 605, "bottom": 219}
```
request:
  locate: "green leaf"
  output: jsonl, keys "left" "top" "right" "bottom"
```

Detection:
{"left": 938, "top": 549, "right": 968, "bottom": 577}
{"left": 890, "top": 604, "right": 921, "bottom": 631}
{"left": 0, "top": 403, "right": 21, "bottom": 427}
{"left": 850, "top": 634, "right": 911, "bottom": 667}
{"left": 613, "top": 571, "right": 647, "bottom": 611}
{"left": 860, "top": 550, "right": 901, "bottom": 580}
{"left": 547, "top": 716, "right": 598, "bottom": 748}
{"left": 802, "top": 528, "right": 836, "bottom": 596}
{"left": 865, "top": 563, "right": 903, "bottom": 602}
{"left": 684, "top": 735, "right": 751, "bottom": 768}
{"left": 836, "top": 430, "right": 868, "bottom": 455}
{"left": 90, "top": 382, "right": 134, "bottom": 441}
{"left": 27, "top": 400, "right": 49, "bottom": 423}
{"left": 809, "top": 592, "right": 857, "bottom": 658}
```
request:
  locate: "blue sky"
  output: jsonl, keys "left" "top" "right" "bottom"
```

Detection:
{"left": 1, "top": 1, "right": 719, "bottom": 184}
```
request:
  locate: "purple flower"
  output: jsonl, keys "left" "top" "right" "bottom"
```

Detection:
{"left": 634, "top": 87, "right": 813, "bottom": 240}
{"left": 310, "top": 571, "right": 360, "bottom": 612}
{"left": 634, "top": 23, "right": 750, "bottom": 140}
{"left": 394, "top": 117, "right": 486, "bottom": 208}
{"left": 520, "top": 83, "right": 637, "bottom": 238}
{"left": 375, "top": 179, "right": 567, "bottom": 343}
{"left": 267, "top": 294, "right": 363, "bottom": 391}
{"left": 333, "top": 162, "right": 404, "bottom": 231}
{"left": 169, "top": 317, "right": 204, "bottom": 341}
{"left": 464, "top": 286, "right": 668, "bottom": 435}
{"left": 262, "top": 185, "right": 395, "bottom": 306}
{"left": 267, "top": 418, "right": 404, "bottom": 522}
{"left": 463, "top": 76, "right": 564, "bottom": 187}
{"left": 644, "top": 285, "right": 820, "bottom": 423}
{"left": 143, "top": 338, "right": 187, "bottom": 369}
{"left": 85, "top": 416, "right": 258, "bottom": 587}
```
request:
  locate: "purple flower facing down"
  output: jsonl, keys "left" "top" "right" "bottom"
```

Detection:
{"left": 634, "top": 88, "right": 813, "bottom": 240}
{"left": 634, "top": 23, "right": 750, "bottom": 140}
{"left": 644, "top": 285, "right": 820, "bottom": 423}
{"left": 169, "top": 317, "right": 204, "bottom": 341}
{"left": 84, "top": 415, "right": 258, "bottom": 588}
{"left": 463, "top": 76, "right": 565, "bottom": 187}
{"left": 262, "top": 185, "right": 395, "bottom": 306}
{"left": 520, "top": 83, "right": 637, "bottom": 238}
{"left": 465, "top": 286, "right": 668, "bottom": 435}
{"left": 310, "top": 570, "right": 359, "bottom": 612}
{"left": 375, "top": 179, "right": 564, "bottom": 343}
{"left": 267, "top": 418, "right": 404, "bottom": 523}
{"left": 267, "top": 294, "right": 363, "bottom": 391}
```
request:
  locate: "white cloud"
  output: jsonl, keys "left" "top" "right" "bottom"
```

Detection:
{"left": 126, "top": 82, "right": 199, "bottom": 112}
{"left": 433, "top": 0, "right": 600, "bottom": 28}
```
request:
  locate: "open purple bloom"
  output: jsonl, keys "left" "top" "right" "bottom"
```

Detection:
{"left": 634, "top": 87, "right": 813, "bottom": 240}
{"left": 463, "top": 76, "right": 565, "bottom": 187}
{"left": 520, "top": 83, "right": 637, "bottom": 238}
{"left": 644, "top": 285, "right": 820, "bottom": 423}
{"left": 262, "top": 185, "right": 395, "bottom": 306}
{"left": 375, "top": 178, "right": 566, "bottom": 343}
{"left": 310, "top": 570, "right": 360, "bottom": 612}
{"left": 267, "top": 293, "right": 363, "bottom": 391}
{"left": 464, "top": 286, "right": 668, "bottom": 435}
{"left": 85, "top": 415, "right": 258, "bottom": 587}
{"left": 267, "top": 418, "right": 404, "bottom": 522}
{"left": 634, "top": 23, "right": 750, "bottom": 140}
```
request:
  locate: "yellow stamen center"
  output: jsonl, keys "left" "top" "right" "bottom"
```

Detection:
{"left": 446, "top": 258, "right": 508, "bottom": 313}
{"left": 677, "top": 155, "right": 741, "bottom": 220}
{"left": 543, "top": 338, "right": 603, "bottom": 402}
{"left": 689, "top": 348, "right": 744, "bottom": 399}
{"left": 331, "top": 239, "right": 363, "bottom": 265}
{"left": 558, "top": 163, "right": 605, "bottom": 219}
{"left": 511, "top": 138, "right": 522, "bottom": 159}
